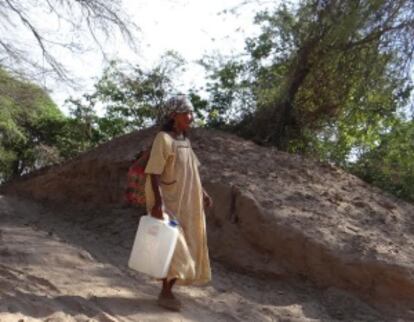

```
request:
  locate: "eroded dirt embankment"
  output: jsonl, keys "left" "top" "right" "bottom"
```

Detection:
{"left": 2, "top": 127, "right": 414, "bottom": 317}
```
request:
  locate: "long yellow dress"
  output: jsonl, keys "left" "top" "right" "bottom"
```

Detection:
{"left": 144, "top": 131, "right": 211, "bottom": 285}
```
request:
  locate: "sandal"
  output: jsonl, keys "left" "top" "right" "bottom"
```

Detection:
{"left": 157, "top": 295, "right": 182, "bottom": 312}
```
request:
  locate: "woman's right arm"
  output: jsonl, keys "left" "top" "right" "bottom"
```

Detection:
{"left": 150, "top": 174, "right": 164, "bottom": 219}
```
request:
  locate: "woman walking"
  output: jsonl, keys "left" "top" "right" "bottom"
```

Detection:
{"left": 144, "top": 95, "right": 213, "bottom": 311}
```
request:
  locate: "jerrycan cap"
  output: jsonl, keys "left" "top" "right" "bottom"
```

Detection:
{"left": 168, "top": 219, "right": 179, "bottom": 228}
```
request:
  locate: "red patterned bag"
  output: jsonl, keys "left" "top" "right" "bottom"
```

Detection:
{"left": 125, "top": 148, "right": 151, "bottom": 206}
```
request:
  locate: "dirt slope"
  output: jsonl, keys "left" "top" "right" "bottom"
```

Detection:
{"left": 0, "top": 195, "right": 388, "bottom": 321}
{"left": 1, "top": 127, "right": 413, "bottom": 318}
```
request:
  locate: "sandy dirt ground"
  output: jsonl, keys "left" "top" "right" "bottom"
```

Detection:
{"left": 3, "top": 128, "right": 414, "bottom": 316}
{"left": 0, "top": 195, "right": 395, "bottom": 322}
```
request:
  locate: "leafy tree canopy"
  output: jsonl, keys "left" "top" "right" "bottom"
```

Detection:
{"left": 0, "top": 68, "right": 64, "bottom": 180}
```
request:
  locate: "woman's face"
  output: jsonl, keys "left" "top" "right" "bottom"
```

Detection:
{"left": 173, "top": 112, "right": 193, "bottom": 131}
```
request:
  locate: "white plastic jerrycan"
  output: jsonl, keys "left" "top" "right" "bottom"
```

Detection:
{"left": 128, "top": 214, "right": 179, "bottom": 279}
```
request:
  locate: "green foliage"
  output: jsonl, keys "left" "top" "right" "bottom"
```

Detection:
{"left": 252, "top": 0, "right": 412, "bottom": 148}
{"left": 200, "top": 0, "right": 414, "bottom": 201}
{"left": 0, "top": 68, "right": 64, "bottom": 180}
{"left": 98, "top": 52, "right": 185, "bottom": 130}
{"left": 187, "top": 90, "right": 209, "bottom": 127}
{"left": 351, "top": 120, "right": 414, "bottom": 201}
{"left": 204, "top": 60, "right": 252, "bottom": 128}
{"left": 197, "top": 56, "right": 255, "bottom": 130}
{"left": 203, "top": 0, "right": 413, "bottom": 149}
{"left": 64, "top": 52, "right": 186, "bottom": 144}
{"left": 63, "top": 95, "right": 106, "bottom": 152}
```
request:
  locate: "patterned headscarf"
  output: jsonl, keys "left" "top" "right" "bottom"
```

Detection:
{"left": 164, "top": 95, "right": 194, "bottom": 117}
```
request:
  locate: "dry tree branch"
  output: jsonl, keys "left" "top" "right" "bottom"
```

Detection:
{"left": 0, "top": 0, "right": 138, "bottom": 82}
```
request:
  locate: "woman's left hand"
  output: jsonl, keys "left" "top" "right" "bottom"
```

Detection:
{"left": 203, "top": 191, "right": 213, "bottom": 209}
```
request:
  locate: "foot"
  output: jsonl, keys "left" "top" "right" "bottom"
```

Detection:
{"left": 157, "top": 292, "right": 182, "bottom": 312}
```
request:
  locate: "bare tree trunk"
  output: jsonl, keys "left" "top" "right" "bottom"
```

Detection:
{"left": 253, "top": 38, "right": 315, "bottom": 149}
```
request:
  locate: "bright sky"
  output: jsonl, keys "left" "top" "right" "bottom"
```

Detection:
{"left": 46, "top": 0, "right": 269, "bottom": 115}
